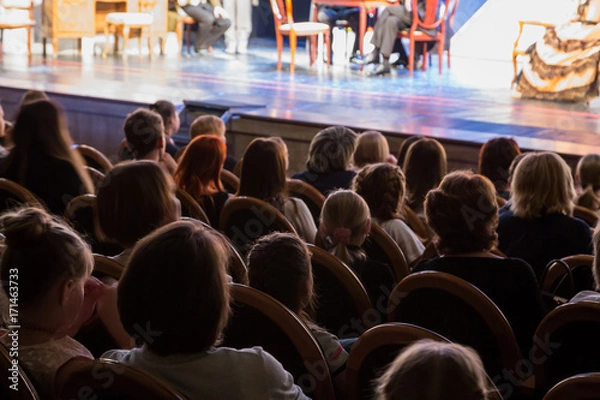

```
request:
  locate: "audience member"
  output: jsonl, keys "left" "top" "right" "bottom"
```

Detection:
{"left": 570, "top": 227, "right": 600, "bottom": 302}
{"left": 223, "top": 0, "right": 254, "bottom": 54}
{"left": 175, "top": 135, "right": 230, "bottom": 227}
{"left": 478, "top": 137, "right": 521, "bottom": 201}
{"left": 575, "top": 154, "right": 600, "bottom": 212}
{"left": 247, "top": 232, "right": 348, "bottom": 393}
{"left": 18, "top": 90, "right": 49, "bottom": 108}
{"left": 149, "top": 100, "right": 180, "bottom": 158}
{"left": 177, "top": 0, "right": 231, "bottom": 53}
{"left": 375, "top": 340, "right": 491, "bottom": 400}
{"left": 0, "top": 104, "right": 9, "bottom": 156}
{"left": 0, "top": 207, "right": 93, "bottom": 398}
{"left": 293, "top": 126, "right": 358, "bottom": 195}
{"left": 123, "top": 108, "right": 177, "bottom": 174}
{"left": 353, "top": 163, "right": 424, "bottom": 264}
{"left": 414, "top": 170, "right": 545, "bottom": 354}
{"left": 102, "top": 219, "right": 308, "bottom": 399}
{"left": 497, "top": 152, "right": 593, "bottom": 278}
{"left": 238, "top": 137, "right": 317, "bottom": 242}
{"left": 353, "top": 130, "right": 397, "bottom": 168}
{"left": 396, "top": 135, "right": 422, "bottom": 169}
{"left": 96, "top": 161, "right": 181, "bottom": 266}
{"left": 0, "top": 100, "right": 93, "bottom": 214}
{"left": 319, "top": 189, "right": 395, "bottom": 308}
{"left": 188, "top": 115, "right": 237, "bottom": 171}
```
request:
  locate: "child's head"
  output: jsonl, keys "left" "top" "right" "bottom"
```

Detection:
{"left": 237, "top": 137, "right": 288, "bottom": 209}
{"left": 247, "top": 232, "right": 313, "bottom": 315}
{"left": 149, "top": 100, "right": 180, "bottom": 137}
{"left": 376, "top": 340, "right": 490, "bottom": 400}
{"left": 118, "top": 219, "right": 231, "bottom": 355}
{"left": 190, "top": 115, "right": 226, "bottom": 139}
{"left": 175, "top": 135, "right": 226, "bottom": 199}
{"left": 353, "top": 131, "right": 391, "bottom": 168}
{"left": 320, "top": 190, "right": 371, "bottom": 265}
{"left": 353, "top": 163, "right": 406, "bottom": 221}
{"left": 0, "top": 207, "right": 93, "bottom": 333}
{"left": 123, "top": 108, "right": 165, "bottom": 159}
{"left": 97, "top": 161, "right": 181, "bottom": 248}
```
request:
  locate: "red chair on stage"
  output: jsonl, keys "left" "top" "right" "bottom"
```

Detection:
{"left": 397, "top": 0, "right": 456, "bottom": 76}
{"left": 270, "top": 0, "right": 331, "bottom": 72}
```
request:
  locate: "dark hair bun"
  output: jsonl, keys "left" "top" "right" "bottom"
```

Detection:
{"left": 1, "top": 207, "right": 52, "bottom": 246}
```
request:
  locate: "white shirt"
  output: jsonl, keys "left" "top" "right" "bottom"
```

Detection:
{"left": 373, "top": 217, "right": 425, "bottom": 264}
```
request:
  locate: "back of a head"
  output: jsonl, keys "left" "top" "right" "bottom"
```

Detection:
{"left": 97, "top": 161, "right": 179, "bottom": 248}
{"left": 478, "top": 137, "right": 521, "bottom": 193}
{"left": 247, "top": 232, "right": 312, "bottom": 314}
{"left": 175, "top": 135, "right": 226, "bottom": 198}
{"left": 149, "top": 100, "right": 178, "bottom": 135}
{"left": 510, "top": 152, "right": 574, "bottom": 219}
{"left": 576, "top": 154, "right": 600, "bottom": 211}
{"left": 403, "top": 138, "right": 447, "bottom": 210}
{"left": 237, "top": 137, "right": 287, "bottom": 207}
{"left": 354, "top": 131, "right": 390, "bottom": 168}
{"left": 593, "top": 228, "right": 600, "bottom": 290}
{"left": 425, "top": 171, "right": 498, "bottom": 255}
{"left": 353, "top": 163, "right": 405, "bottom": 221}
{"left": 123, "top": 109, "right": 164, "bottom": 159}
{"left": 19, "top": 90, "right": 49, "bottom": 108}
{"left": 118, "top": 219, "right": 231, "bottom": 356}
{"left": 306, "top": 126, "right": 357, "bottom": 174}
{"left": 396, "top": 135, "right": 423, "bottom": 168}
{"left": 190, "top": 115, "right": 226, "bottom": 139}
{"left": 0, "top": 207, "right": 92, "bottom": 309}
{"left": 376, "top": 340, "right": 489, "bottom": 400}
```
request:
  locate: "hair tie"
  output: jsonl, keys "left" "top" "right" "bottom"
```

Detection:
{"left": 332, "top": 227, "right": 352, "bottom": 245}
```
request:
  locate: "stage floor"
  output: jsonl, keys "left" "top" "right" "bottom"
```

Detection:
{"left": 1, "top": 38, "right": 600, "bottom": 155}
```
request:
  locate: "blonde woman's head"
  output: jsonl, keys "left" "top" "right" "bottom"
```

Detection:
{"left": 354, "top": 131, "right": 390, "bottom": 168}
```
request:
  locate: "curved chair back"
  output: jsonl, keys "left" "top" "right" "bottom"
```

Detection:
{"left": 84, "top": 166, "right": 106, "bottom": 193}
{"left": 0, "top": 178, "right": 42, "bottom": 212}
{"left": 175, "top": 187, "right": 211, "bottom": 224}
{"left": 93, "top": 253, "right": 125, "bottom": 280}
{"left": 287, "top": 179, "right": 325, "bottom": 226}
{"left": 308, "top": 244, "right": 374, "bottom": 338}
{"left": 220, "top": 169, "right": 240, "bottom": 194}
{"left": 362, "top": 223, "right": 409, "bottom": 283}
{"left": 401, "top": 203, "right": 429, "bottom": 241}
{"left": 72, "top": 144, "right": 113, "bottom": 173}
{"left": 574, "top": 205, "right": 598, "bottom": 228}
{"left": 534, "top": 301, "right": 600, "bottom": 394}
{"left": 55, "top": 358, "right": 186, "bottom": 399}
{"left": 223, "top": 284, "right": 336, "bottom": 400}
{"left": 543, "top": 373, "right": 600, "bottom": 400}
{"left": 540, "top": 255, "right": 595, "bottom": 305}
{"left": 219, "top": 196, "right": 297, "bottom": 256}
{"left": 387, "top": 271, "right": 522, "bottom": 389}
{"left": 0, "top": 344, "right": 40, "bottom": 400}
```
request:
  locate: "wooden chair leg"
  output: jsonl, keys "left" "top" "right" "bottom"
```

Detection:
{"left": 325, "top": 32, "right": 331, "bottom": 68}
{"left": 42, "top": 37, "right": 46, "bottom": 58}
{"left": 447, "top": 48, "right": 451, "bottom": 68}
{"left": 409, "top": 40, "right": 415, "bottom": 77}
{"left": 309, "top": 36, "right": 316, "bottom": 66}
{"left": 438, "top": 40, "right": 443, "bottom": 74}
{"left": 52, "top": 38, "right": 58, "bottom": 56}
{"left": 148, "top": 30, "right": 154, "bottom": 58}
{"left": 422, "top": 42, "right": 427, "bottom": 71}
{"left": 276, "top": 33, "right": 283, "bottom": 71}
{"left": 160, "top": 35, "right": 165, "bottom": 55}
{"left": 27, "top": 26, "right": 32, "bottom": 57}
{"left": 122, "top": 25, "right": 130, "bottom": 58}
{"left": 185, "top": 24, "right": 192, "bottom": 53}
{"left": 138, "top": 28, "right": 143, "bottom": 57}
{"left": 290, "top": 31, "right": 297, "bottom": 73}
{"left": 176, "top": 20, "right": 183, "bottom": 52}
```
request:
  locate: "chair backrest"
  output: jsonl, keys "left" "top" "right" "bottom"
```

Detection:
{"left": 72, "top": 144, "right": 113, "bottom": 174}
{"left": 175, "top": 187, "right": 211, "bottom": 224}
{"left": 308, "top": 244, "right": 374, "bottom": 338}
{"left": 270, "top": 0, "right": 293, "bottom": 27}
{"left": 574, "top": 205, "right": 598, "bottom": 227}
{"left": 222, "top": 284, "right": 336, "bottom": 400}
{"left": 288, "top": 179, "right": 325, "bottom": 227}
{"left": 401, "top": 203, "right": 429, "bottom": 241}
{"left": 534, "top": 301, "right": 600, "bottom": 394}
{"left": 0, "top": 344, "right": 40, "bottom": 400}
{"left": 543, "top": 373, "right": 600, "bottom": 400}
{"left": 220, "top": 169, "right": 240, "bottom": 194}
{"left": 93, "top": 253, "right": 125, "bottom": 280}
{"left": 84, "top": 166, "right": 105, "bottom": 193}
{"left": 540, "top": 255, "right": 595, "bottom": 303}
{"left": 64, "top": 193, "right": 97, "bottom": 234}
{"left": 362, "top": 223, "right": 409, "bottom": 283}
{"left": 410, "top": 0, "right": 449, "bottom": 32}
{"left": 0, "top": 178, "right": 42, "bottom": 212}
{"left": 55, "top": 357, "right": 186, "bottom": 399}
{"left": 346, "top": 323, "right": 450, "bottom": 400}
{"left": 387, "top": 271, "right": 523, "bottom": 390}
{"left": 496, "top": 195, "right": 507, "bottom": 207}
{"left": 219, "top": 196, "right": 297, "bottom": 256}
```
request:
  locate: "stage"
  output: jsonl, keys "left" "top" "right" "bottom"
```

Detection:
{"left": 1, "top": 36, "right": 600, "bottom": 172}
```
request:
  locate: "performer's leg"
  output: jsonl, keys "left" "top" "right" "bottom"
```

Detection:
{"left": 182, "top": 4, "right": 215, "bottom": 51}
{"left": 222, "top": 0, "right": 237, "bottom": 53}
{"left": 236, "top": 0, "right": 252, "bottom": 54}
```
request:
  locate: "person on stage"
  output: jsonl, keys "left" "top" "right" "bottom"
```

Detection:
{"left": 516, "top": 0, "right": 600, "bottom": 103}
{"left": 355, "top": 0, "right": 442, "bottom": 76}
{"left": 223, "top": 0, "right": 257, "bottom": 54}
{"left": 177, "top": 0, "right": 231, "bottom": 53}
{"left": 317, "top": 6, "right": 361, "bottom": 59}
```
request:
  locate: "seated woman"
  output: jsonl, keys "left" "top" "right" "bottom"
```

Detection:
{"left": 375, "top": 340, "right": 492, "bottom": 400}
{"left": 292, "top": 126, "right": 358, "bottom": 196}
{"left": 102, "top": 219, "right": 308, "bottom": 399}
{"left": 319, "top": 189, "right": 396, "bottom": 309}
{"left": 237, "top": 137, "right": 316, "bottom": 242}
{"left": 353, "top": 163, "right": 425, "bottom": 264}
{"left": 478, "top": 137, "right": 521, "bottom": 201}
{"left": 353, "top": 131, "right": 397, "bottom": 169}
{"left": 0, "top": 100, "right": 93, "bottom": 215}
{"left": 175, "top": 135, "right": 229, "bottom": 227}
{"left": 497, "top": 152, "right": 593, "bottom": 278}
{"left": 516, "top": 0, "right": 600, "bottom": 102}
{"left": 0, "top": 207, "right": 93, "bottom": 398}
{"left": 574, "top": 154, "right": 600, "bottom": 212}
{"left": 413, "top": 170, "right": 545, "bottom": 355}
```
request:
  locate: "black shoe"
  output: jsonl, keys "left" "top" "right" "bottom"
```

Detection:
{"left": 351, "top": 51, "right": 380, "bottom": 65}
{"left": 369, "top": 64, "right": 391, "bottom": 76}
{"left": 392, "top": 57, "right": 409, "bottom": 68}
